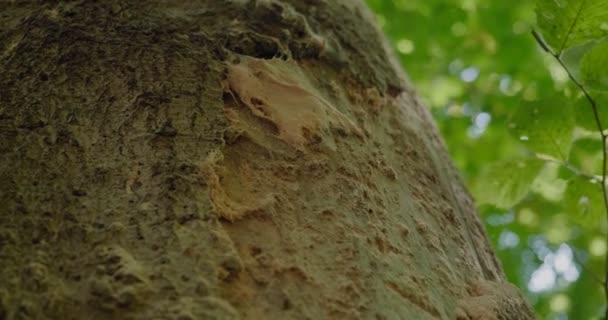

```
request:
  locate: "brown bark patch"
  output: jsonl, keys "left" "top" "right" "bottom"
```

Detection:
{"left": 225, "top": 56, "right": 363, "bottom": 150}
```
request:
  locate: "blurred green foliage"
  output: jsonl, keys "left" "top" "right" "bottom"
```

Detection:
{"left": 367, "top": 0, "right": 608, "bottom": 318}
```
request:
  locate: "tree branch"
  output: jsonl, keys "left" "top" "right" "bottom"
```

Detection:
{"left": 533, "top": 30, "right": 608, "bottom": 319}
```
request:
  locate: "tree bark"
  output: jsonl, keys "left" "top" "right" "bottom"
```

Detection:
{"left": 0, "top": 1, "right": 534, "bottom": 319}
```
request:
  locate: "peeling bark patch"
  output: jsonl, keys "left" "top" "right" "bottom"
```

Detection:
{"left": 386, "top": 281, "right": 441, "bottom": 318}
{"left": 201, "top": 150, "right": 276, "bottom": 222}
{"left": 455, "top": 279, "right": 535, "bottom": 320}
{"left": 226, "top": 56, "right": 362, "bottom": 149}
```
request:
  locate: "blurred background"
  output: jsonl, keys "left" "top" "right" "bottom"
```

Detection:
{"left": 367, "top": 0, "right": 607, "bottom": 319}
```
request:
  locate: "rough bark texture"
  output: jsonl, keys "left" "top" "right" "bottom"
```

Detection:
{"left": 0, "top": 1, "right": 534, "bottom": 319}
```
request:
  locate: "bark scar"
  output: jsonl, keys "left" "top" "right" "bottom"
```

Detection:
{"left": 225, "top": 56, "right": 363, "bottom": 150}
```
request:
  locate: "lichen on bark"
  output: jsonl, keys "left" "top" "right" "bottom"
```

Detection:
{"left": 0, "top": 1, "right": 534, "bottom": 319}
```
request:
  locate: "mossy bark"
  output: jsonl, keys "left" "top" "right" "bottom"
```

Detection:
{"left": 0, "top": 1, "right": 534, "bottom": 319}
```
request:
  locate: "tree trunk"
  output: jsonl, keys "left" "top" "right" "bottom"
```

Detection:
{"left": 0, "top": 1, "right": 534, "bottom": 319}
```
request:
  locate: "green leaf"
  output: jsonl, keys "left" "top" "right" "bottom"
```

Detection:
{"left": 580, "top": 40, "right": 608, "bottom": 90}
{"left": 564, "top": 177, "right": 606, "bottom": 227}
{"left": 474, "top": 158, "right": 544, "bottom": 208}
{"left": 568, "top": 137, "right": 604, "bottom": 175}
{"left": 560, "top": 40, "right": 597, "bottom": 79}
{"left": 574, "top": 90, "right": 608, "bottom": 130}
{"left": 575, "top": 95, "right": 598, "bottom": 130}
{"left": 509, "top": 97, "right": 575, "bottom": 159}
{"left": 535, "top": 0, "right": 608, "bottom": 53}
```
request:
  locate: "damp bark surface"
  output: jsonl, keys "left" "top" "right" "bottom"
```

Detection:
{"left": 0, "top": 1, "right": 535, "bottom": 319}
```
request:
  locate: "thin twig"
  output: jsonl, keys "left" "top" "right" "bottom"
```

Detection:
{"left": 535, "top": 153, "right": 602, "bottom": 181}
{"left": 533, "top": 30, "right": 608, "bottom": 319}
